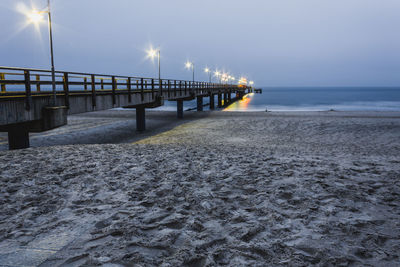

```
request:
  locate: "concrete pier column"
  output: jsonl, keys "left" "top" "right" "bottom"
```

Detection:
{"left": 197, "top": 96, "right": 203, "bottom": 111}
{"left": 8, "top": 126, "right": 30, "bottom": 150}
{"left": 228, "top": 93, "right": 232, "bottom": 102}
{"left": 223, "top": 93, "right": 228, "bottom": 106}
{"left": 136, "top": 107, "right": 146, "bottom": 131}
{"left": 218, "top": 94, "right": 222, "bottom": 108}
{"left": 177, "top": 100, "right": 183, "bottom": 118}
{"left": 209, "top": 94, "right": 215, "bottom": 110}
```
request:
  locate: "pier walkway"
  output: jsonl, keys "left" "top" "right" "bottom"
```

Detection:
{"left": 0, "top": 66, "right": 251, "bottom": 150}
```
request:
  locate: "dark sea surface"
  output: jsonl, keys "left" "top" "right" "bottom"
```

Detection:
{"left": 153, "top": 87, "right": 400, "bottom": 112}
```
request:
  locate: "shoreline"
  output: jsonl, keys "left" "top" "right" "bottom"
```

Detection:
{"left": 1, "top": 110, "right": 400, "bottom": 151}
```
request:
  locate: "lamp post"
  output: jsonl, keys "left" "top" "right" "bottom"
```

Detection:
{"left": 27, "top": 0, "right": 57, "bottom": 106}
{"left": 221, "top": 73, "right": 228, "bottom": 84}
{"left": 239, "top": 77, "right": 248, "bottom": 85}
{"left": 185, "top": 61, "right": 194, "bottom": 82}
{"left": 214, "top": 70, "right": 221, "bottom": 84}
{"left": 146, "top": 47, "right": 160, "bottom": 80}
{"left": 204, "top": 67, "right": 212, "bottom": 83}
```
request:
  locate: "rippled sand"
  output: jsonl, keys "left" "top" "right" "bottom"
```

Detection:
{"left": 0, "top": 111, "right": 399, "bottom": 266}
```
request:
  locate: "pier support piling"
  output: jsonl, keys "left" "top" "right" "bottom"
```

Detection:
{"left": 224, "top": 93, "right": 228, "bottom": 106}
{"left": 218, "top": 94, "right": 222, "bottom": 108}
{"left": 136, "top": 107, "right": 146, "bottom": 131}
{"left": 197, "top": 96, "right": 203, "bottom": 111}
{"left": 228, "top": 93, "right": 231, "bottom": 102}
{"left": 177, "top": 100, "right": 183, "bottom": 118}
{"left": 8, "top": 126, "right": 30, "bottom": 150}
{"left": 210, "top": 94, "right": 215, "bottom": 110}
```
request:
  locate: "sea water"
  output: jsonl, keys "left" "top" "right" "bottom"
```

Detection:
{"left": 155, "top": 87, "right": 400, "bottom": 112}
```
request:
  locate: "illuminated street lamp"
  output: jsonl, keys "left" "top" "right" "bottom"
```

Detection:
{"left": 146, "top": 47, "right": 161, "bottom": 80}
{"left": 214, "top": 70, "right": 223, "bottom": 84}
{"left": 249, "top": 81, "right": 255, "bottom": 86}
{"left": 229, "top": 76, "right": 236, "bottom": 85}
{"left": 204, "top": 67, "right": 212, "bottom": 83}
{"left": 238, "top": 77, "right": 248, "bottom": 85}
{"left": 26, "top": 0, "right": 57, "bottom": 106}
{"left": 221, "top": 73, "right": 229, "bottom": 84}
{"left": 185, "top": 61, "right": 194, "bottom": 82}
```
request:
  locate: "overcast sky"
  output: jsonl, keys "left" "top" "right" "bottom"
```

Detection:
{"left": 0, "top": 0, "right": 399, "bottom": 86}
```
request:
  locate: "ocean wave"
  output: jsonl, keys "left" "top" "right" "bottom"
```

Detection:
{"left": 225, "top": 101, "right": 400, "bottom": 112}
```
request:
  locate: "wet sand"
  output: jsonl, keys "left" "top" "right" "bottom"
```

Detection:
{"left": 0, "top": 110, "right": 400, "bottom": 266}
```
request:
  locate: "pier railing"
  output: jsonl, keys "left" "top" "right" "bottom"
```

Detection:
{"left": 0, "top": 66, "right": 244, "bottom": 111}
{"left": 0, "top": 66, "right": 237, "bottom": 97}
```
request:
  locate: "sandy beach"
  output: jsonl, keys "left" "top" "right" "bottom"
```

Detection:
{"left": 0, "top": 110, "right": 399, "bottom": 266}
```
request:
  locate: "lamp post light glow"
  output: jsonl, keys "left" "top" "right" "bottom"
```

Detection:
{"left": 214, "top": 71, "right": 221, "bottom": 83}
{"left": 185, "top": 61, "right": 194, "bottom": 82}
{"left": 27, "top": 10, "right": 44, "bottom": 24}
{"left": 229, "top": 76, "right": 236, "bottom": 85}
{"left": 146, "top": 47, "right": 161, "bottom": 80}
{"left": 249, "top": 81, "right": 255, "bottom": 86}
{"left": 26, "top": 0, "right": 57, "bottom": 106}
{"left": 204, "top": 67, "right": 211, "bottom": 83}
{"left": 221, "top": 73, "right": 229, "bottom": 84}
{"left": 238, "top": 77, "right": 248, "bottom": 85}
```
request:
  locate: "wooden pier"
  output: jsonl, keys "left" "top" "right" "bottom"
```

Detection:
{"left": 0, "top": 66, "right": 250, "bottom": 150}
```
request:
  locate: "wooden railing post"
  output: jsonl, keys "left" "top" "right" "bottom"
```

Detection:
{"left": 174, "top": 80, "right": 177, "bottom": 97}
{"left": 112, "top": 76, "right": 116, "bottom": 105}
{"left": 36, "top": 75, "right": 41, "bottom": 92}
{"left": 145, "top": 80, "right": 148, "bottom": 100}
{"left": 127, "top": 77, "right": 132, "bottom": 102}
{"left": 100, "top": 78, "right": 104, "bottom": 89}
{"left": 185, "top": 81, "right": 187, "bottom": 95}
{"left": 84, "top": 77, "right": 88, "bottom": 90}
{"left": 159, "top": 79, "right": 163, "bottom": 96}
{"left": 63, "top": 73, "right": 70, "bottom": 108}
{"left": 140, "top": 78, "right": 144, "bottom": 101}
{"left": 0, "top": 73, "right": 5, "bottom": 92}
{"left": 151, "top": 79, "right": 154, "bottom": 99}
{"left": 179, "top": 81, "right": 182, "bottom": 96}
{"left": 91, "top": 74, "right": 96, "bottom": 108}
{"left": 168, "top": 80, "right": 171, "bottom": 98}
{"left": 24, "top": 70, "right": 32, "bottom": 111}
